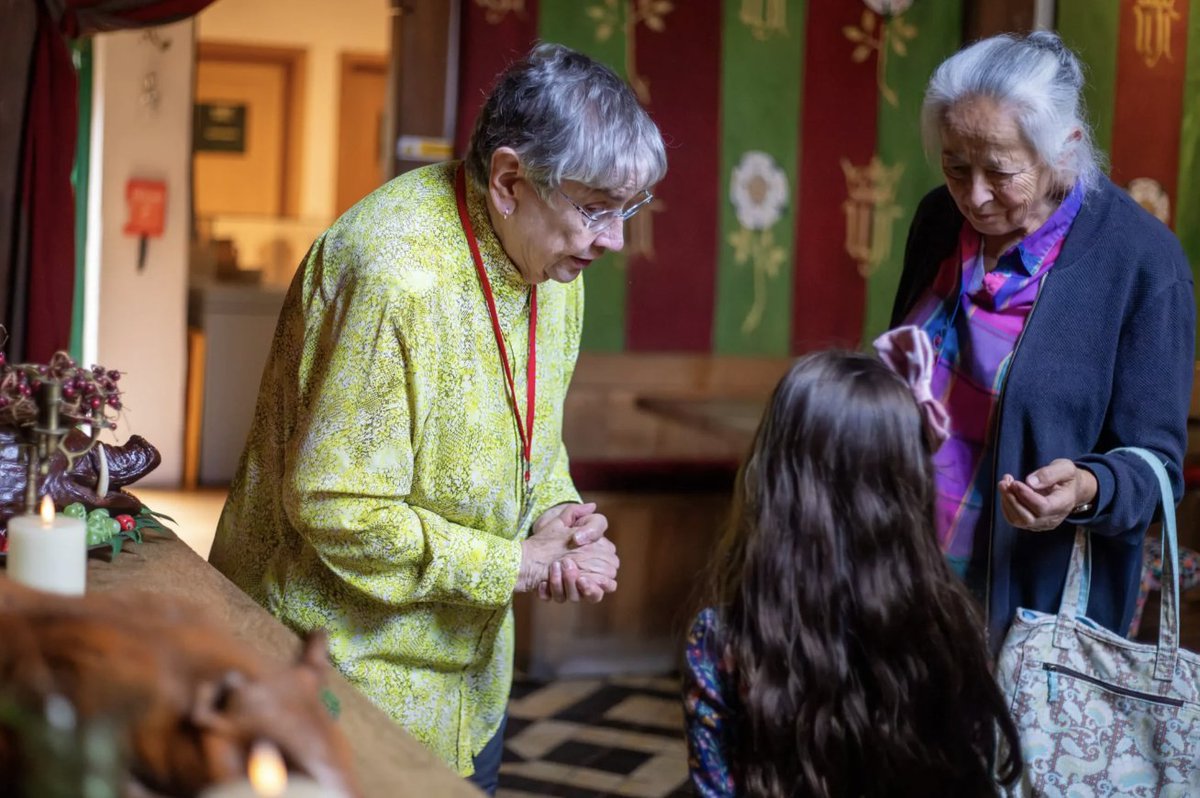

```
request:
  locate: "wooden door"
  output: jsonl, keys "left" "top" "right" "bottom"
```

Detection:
{"left": 336, "top": 53, "right": 389, "bottom": 216}
{"left": 193, "top": 44, "right": 305, "bottom": 219}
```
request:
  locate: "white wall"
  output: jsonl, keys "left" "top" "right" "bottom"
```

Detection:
{"left": 85, "top": 21, "right": 195, "bottom": 487}
{"left": 196, "top": 0, "right": 389, "bottom": 222}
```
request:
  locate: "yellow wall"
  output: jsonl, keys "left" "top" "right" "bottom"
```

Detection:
{"left": 196, "top": 0, "right": 389, "bottom": 224}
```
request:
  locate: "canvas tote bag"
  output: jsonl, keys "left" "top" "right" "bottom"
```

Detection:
{"left": 996, "top": 447, "right": 1200, "bottom": 797}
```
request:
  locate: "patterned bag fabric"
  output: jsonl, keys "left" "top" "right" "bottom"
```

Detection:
{"left": 996, "top": 448, "right": 1200, "bottom": 797}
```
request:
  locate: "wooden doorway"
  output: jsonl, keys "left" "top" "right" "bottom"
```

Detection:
{"left": 193, "top": 43, "right": 306, "bottom": 219}
{"left": 336, "top": 53, "right": 389, "bottom": 217}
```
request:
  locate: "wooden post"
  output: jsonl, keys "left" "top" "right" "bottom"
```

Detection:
{"left": 182, "top": 328, "right": 206, "bottom": 491}
{"left": 388, "top": 0, "right": 462, "bottom": 177}
{"left": 963, "top": 0, "right": 1044, "bottom": 41}
{"left": 384, "top": 0, "right": 404, "bottom": 177}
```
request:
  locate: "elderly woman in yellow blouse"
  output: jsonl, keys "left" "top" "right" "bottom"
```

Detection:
{"left": 208, "top": 43, "right": 666, "bottom": 793}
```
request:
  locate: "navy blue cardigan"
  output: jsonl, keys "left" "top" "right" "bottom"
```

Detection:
{"left": 891, "top": 177, "right": 1196, "bottom": 650}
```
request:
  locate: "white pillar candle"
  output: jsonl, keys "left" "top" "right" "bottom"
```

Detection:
{"left": 198, "top": 741, "right": 334, "bottom": 798}
{"left": 6, "top": 496, "right": 87, "bottom": 595}
{"left": 199, "top": 777, "right": 328, "bottom": 796}
{"left": 198, "top": 778, "right": 330, "bottom": 798}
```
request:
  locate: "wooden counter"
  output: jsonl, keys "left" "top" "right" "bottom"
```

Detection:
{"left": 635, "top": 396, "right": 765, "bottom": 450}
{"left": 76, "top": 531, "right": 479, "bottom": 798}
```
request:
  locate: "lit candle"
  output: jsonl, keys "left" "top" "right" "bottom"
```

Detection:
{"left": 5, "top": 496, "right": 87, "bottom": 595}
{"left": 199, "top": 741, "right": 332, "bottom": 798}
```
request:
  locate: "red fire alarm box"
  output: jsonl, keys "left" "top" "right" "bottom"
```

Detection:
{"left": 123, "top": 179, "right": 167, "bottom": 270}
{"left": 123, "top": 179, "right": 166, "bottom": 237}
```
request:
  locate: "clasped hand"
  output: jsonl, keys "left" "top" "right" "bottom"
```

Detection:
{"left": 998, "top": 458, "right": 1098, "bottom": 532}
{"left": 517, "top": 502, "right": 619, "bottom": 604}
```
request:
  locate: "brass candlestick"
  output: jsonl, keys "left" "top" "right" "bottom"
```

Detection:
{"left": 23, "top": 380, "right": 103, "bottom": 515}
{"left": 25, "top": 381, "right": 66, "bottom": 515}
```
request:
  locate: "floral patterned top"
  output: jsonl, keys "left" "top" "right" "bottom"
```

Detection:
{"left": 683, "top": 608, "right": 738, "bottom": 797}
{"left": 208, "top": 161, "right": 583, "bottom": 775}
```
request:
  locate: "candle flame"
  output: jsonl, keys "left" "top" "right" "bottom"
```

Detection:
{"left": 247, "top": 740, "right": 288, "bottom": 797}
{"left": 39, "top": 496, "right": 55, "bottom": 526}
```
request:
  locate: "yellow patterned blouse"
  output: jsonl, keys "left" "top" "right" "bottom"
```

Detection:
{"left": 208, "top": 161, "right": 583, "bottom": 775}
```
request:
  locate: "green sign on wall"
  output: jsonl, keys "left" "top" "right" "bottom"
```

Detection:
{"left": 194, "top": 103, "right": 247, "bottom": 153}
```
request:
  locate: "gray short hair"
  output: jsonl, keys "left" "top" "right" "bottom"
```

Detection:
{"left": 465, "top": 43, "right": 667, "bottom": 197}
{"left": 921, "top": 31, "right": 1104, "bottom": 193}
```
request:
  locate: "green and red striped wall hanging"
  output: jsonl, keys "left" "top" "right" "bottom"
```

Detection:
{"left": 457, "top": 0, "right": 961, "bottom": 354}
{"left": 1059, "top": 0, "right": 1200, "bottom": 339}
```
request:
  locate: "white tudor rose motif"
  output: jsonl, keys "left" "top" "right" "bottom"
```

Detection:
{"left": 730, "top": 151, "right": 788, "bottom": 231}
{"left": 864, "top": 0, "right": 914, "bottom": 14}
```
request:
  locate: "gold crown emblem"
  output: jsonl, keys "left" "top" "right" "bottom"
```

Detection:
{"left": 841, "top": 156, "right": 905, "bottom": 206}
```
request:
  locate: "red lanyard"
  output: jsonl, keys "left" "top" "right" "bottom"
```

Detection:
{"left": 455, "top": 166, "right": 537, "bottom": 488}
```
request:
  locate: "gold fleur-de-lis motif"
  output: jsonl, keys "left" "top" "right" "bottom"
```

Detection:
{"left": 474, "top": 0, "right": 526, "bottom": 24}
{"left": 843, "top": 8, "right": 917, "bottom": 107}
{"left": 739, "top": 0, "right": 788, "bottom": 41}
{"left": 1133, "top": 0, "right": 1181, "bottom": 68}
{"left": 628, "top": 198, "right": 664, "bottom": 260}
{"left": 841, "top": 156, "right": 905, "bottom": 276}
{"left": 587, "top": 0, "right": 674, "bottom": 103}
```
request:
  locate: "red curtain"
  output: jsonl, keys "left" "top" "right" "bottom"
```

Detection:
{"left": 14, "top": 0, "right": 215, "bottom": 362}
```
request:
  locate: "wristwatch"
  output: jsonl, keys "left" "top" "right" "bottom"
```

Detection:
{"left": 1070, "top": 501, "right": 1095, "bottom": 516}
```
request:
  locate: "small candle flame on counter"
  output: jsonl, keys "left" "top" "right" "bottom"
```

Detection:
{"left": 39, "top": 495, "right": 55, "bottom": 527}
{"left": 248, "top": 740, "right": 288, "bottom": 797}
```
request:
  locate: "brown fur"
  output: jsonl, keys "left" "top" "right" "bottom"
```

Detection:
{"left": 0, "top": 579, "right": 360, "bottom": 797}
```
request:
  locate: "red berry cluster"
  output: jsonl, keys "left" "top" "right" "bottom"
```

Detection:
{"left": 0, "top": 350, "right": 123, "bottom": 430}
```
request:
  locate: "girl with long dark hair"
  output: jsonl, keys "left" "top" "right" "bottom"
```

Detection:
{"left": 683, "top": 347, "right": 1022, "bottom": 797}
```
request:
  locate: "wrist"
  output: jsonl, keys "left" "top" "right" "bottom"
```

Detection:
{"left": 516, "top": 540, "right": 542, "bottom": 593}
{"left": 1072, "top": 466, "right": 1099, "bottom": 514}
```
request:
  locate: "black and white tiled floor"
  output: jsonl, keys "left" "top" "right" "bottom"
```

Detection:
{"left": 498, "top": 676, "right": 693, "bottom": 797}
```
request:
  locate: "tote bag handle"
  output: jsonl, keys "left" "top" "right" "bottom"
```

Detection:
{"left": 1052, "top": 447, "right": 1179, "bottom": 682}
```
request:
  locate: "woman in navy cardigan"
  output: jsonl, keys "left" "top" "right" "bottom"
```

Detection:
{"left": 890, "top": 31, "right": 1195, "bottom": 650}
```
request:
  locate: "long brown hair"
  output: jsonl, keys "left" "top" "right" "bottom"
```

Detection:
{"left": 704, "top": 350, "right": 1021, "bottom": 796}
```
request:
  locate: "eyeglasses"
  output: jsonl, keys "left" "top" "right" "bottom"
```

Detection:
{"left": 556, "top": 188, "right": 654, "bottom": 231}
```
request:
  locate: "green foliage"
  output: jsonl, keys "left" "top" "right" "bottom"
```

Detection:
{"left": 0, "top": 694, "right": 124, "bottom": 798}
{"left": 62, "top": 503, "right": 175, "bottom": 555}
{"left": 320, "top": 688, "right": 341, "bottom": 720}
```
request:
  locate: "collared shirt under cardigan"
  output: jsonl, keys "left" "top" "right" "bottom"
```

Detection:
{"left": 905, "top": 183, "right": 1084, "bottom": 577}
{"left": 891, "top": 176, "right": 1195, "bottom": 651}
{"left": 208, "top": 161, "right": 583, "bottom": 774}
